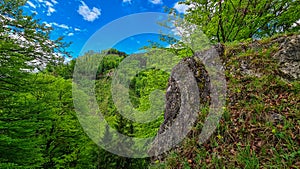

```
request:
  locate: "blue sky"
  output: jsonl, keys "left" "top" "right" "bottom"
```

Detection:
{"left": 23, "top": 0, "right": 191, "bottom": 58}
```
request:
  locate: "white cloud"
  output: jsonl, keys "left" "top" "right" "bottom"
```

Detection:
{"left": 51, "top": 0, "right": 58, "bottom": 4}
{"left": 47, "top": 7, "right": 56, "bottom": 16}
{"left": 77, "top": 1, "right": 101, "bottom": 22}
{"left": 149, "top": 0, "right": 163, "bottom": 5}
{"left": 64, "top": 56, "right": 73, "bottom": 64}
{"left": 43, "top": 1, "right": 56, "bottom": 16}
{"left": 27, "top": 0, "right": 58, "bottom": 15}
{"left": 43, "top": 22, "right": 70, "bottom": 29}
{"left": 173, "top": 2, "right": 194, "bottom": 14}
{"left": 52, "top": 22, "right": 70, "bottom": 29}
{"left": 31, "top": 11, "right": 38, "bottom": 15}
{"left": 43, "top": 22, "right": 52, "bottom": 27}
{"left": 27, "top": 1, "right": 36, "bottom": 8}
{"left": 123, "top": 0, "right": 131, "bottom": 3}
{"left": 45, "top": 1, "right": 53, "bottom": 7}
{"left": 67, "top": 32, "right": 74, "bottom": 36}
{"left": 74, "top": 28, "right": 81, "bottom": 31}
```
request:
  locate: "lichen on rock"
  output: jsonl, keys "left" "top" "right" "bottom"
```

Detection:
{"left": 273, "top": 35, "right": 300, "bottom": 80}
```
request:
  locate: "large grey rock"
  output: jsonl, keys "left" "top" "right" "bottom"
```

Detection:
{"left": 148, "top": 45, "right": 222, "bottom": 159}
{"left": 160, "top": 57, "right": 210, "bottom": 134}
{"left": 273, "top": 35, "right": 300, "bottom": 80}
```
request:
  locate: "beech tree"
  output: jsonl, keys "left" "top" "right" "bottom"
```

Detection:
{"left": 0, "top": 0, "right": 69, "bottom": 95}
{"left": 0, "top": 1, "right": 75, "bottom": 168}
{"left": 181, "top": 0, "right": 300, "bottom": 43}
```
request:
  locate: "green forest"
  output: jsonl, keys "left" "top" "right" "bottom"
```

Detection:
{"left": 1, "top": 0, "right": 299, "bottom": 168}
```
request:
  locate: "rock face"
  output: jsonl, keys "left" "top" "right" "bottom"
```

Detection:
{"left": 273, "top": 35, "right": 300, "bottom": 80}
{"left": 149, "top": 45, "right": 224, "bottom": 159}
{"left": 160, "top": 44, "right": 224, "bottom": 135}
{"left": 159, "top": 35, "right": 300, "bottom": 131}
{"left": 161, "top": 57, "right": 210, "bottom": 134}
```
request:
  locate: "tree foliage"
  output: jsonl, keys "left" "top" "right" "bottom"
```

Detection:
{"left": 0, "top": 1, "right": 98, "bottom": 168}
{"left": 6, "top": 0, "right": 299, "bottom": 168}
{"left": 0, "top": 0, "right": 69, "bottom": 97}
{"left": 181, "top": 0, "right": 300, "bottom": 42}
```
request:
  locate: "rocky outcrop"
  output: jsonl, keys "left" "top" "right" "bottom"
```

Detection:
{"left": 149, "top": 45, "right": 224, "bottom": 159}
{"left": 161, "top": 57, "right": 210, "bottom": 134}
{"left": 273, "top": 35, "right": 300, "bottom": 80}
{"left": 149, "top": 34, "right": 300, "bottom": 160}
{"left": 160, "top": 44, "right": 224, "bottom": 136}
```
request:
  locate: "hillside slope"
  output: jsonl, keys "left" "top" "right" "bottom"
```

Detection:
{"left": 151, "top": 34, "right": 300, "bottom": 169}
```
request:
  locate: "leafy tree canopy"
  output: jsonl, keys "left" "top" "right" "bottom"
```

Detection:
{"left": 179, "top": 0, "right": 300, "bottom": 43}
